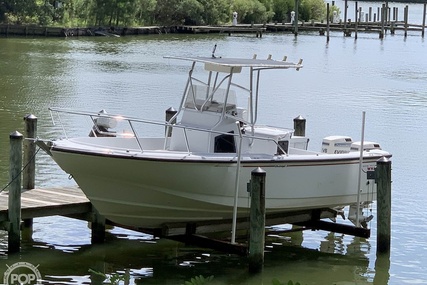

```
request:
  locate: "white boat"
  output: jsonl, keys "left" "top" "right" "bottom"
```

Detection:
{"left": 43, "top": 54, "right": 391, "bottom": 231}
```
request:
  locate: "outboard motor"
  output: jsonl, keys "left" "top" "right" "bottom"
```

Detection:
{"left": 321, "top": 136, "right": 352, "bottom": 154}
{"left": 89, "top": 109, "right": 117, "bottom": 137}
{"left": 350, "top": 141, "right": 382, "bottom": 152}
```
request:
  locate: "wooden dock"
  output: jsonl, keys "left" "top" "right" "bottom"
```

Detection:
{"left": 175, "top": 25, "right": 265, "bottom": 37}
{"left": 0, "top": 186, "right": 90, "bottom": 221}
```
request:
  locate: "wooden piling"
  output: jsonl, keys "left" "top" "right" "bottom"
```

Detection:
{"left": 248, "top": 167, "right": 266, "bottom": 273}
{"left": 21, "top": 219, "right": 34, "bottom": 242}
{"left": 404, "top": 5, "right": 408, "bottom": 37}
{"left": 22, "top": 114, "right": 37, "bottom": 240}
{"left": 422, "top": 3, "right": 426, "bottom": 37}
{"left": 8, "top": 131, "right": 23, "bottom": 253}
{"left": 294, "top": 0, "right": 299, "bottom": 35}
{"left": 326, "top": 3, "right": 330, "bottom": 42}
{"left": 343, "top": 0, "right": 348, "bottom": 34}
{"left": 376, "top": 156, "right": 392, "bottom": 254}
{"left": 379, "top": 4, "right": 385, "bottom": 39}
{"left": 23, "top": 114, "right": 37, "bottom": 190}
{"left": 91, "top": 207, "right": 106, "bottom": 243}
{"left": 355, "top": 2, "right": 359, "bottom": 40}
{"left": 293, "top": 115, "right": 306, "bottom": 137}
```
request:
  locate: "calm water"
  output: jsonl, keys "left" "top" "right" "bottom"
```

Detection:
{"left": 0, "top": 7, "right": 427, "bottom": 284}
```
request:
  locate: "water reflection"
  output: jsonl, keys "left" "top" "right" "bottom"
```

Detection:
{"left": 374, "top": 253, "right": 391, "bottom": 285}
{"left": 0, "top": 223, "right": 392, "bottom": 284}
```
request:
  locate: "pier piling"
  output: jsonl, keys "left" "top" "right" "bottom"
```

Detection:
{"left": 293, "top": 115, "right": 306, "bottom": 137}
{"left": 23, "top": 114, "right": 37, "bottom": 190}
{"left": 248, "top": 167, "right": 266, "bottom": 273}
{"left": 423, "top": 3, "right": 426, "bottom": 37}
{"left": 8, "top": 131, "right": 23, "bottom": 253}
{"left": 91, "top": 207, "right": 106, "bottom": 243}
{"left": 404, "top": 5, "right": 409, "bottom": 37}
{"left": 376, "top": 157, "right": 392, "bottom": 254}
{"left": 326, "top": 3, "right": 330, "bottom": 42}
{"left": 22, "top": 114, "right": 37, "bottom": 239}
{"left": 380, "top": 4, "right": 385, "bottom": 39}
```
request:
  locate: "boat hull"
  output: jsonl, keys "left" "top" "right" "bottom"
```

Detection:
{"left": 51, "top": 147, "right": 382, "bottom": 229}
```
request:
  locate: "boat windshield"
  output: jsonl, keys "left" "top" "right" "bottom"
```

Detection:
{"left": 184, "top": 85, "right": 238, "bottom": 113}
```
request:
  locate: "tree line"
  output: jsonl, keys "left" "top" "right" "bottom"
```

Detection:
{"left": 0, "top": 0, "right": 337, "bottom": 27}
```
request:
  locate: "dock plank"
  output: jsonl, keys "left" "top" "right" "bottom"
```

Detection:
{"left": 0, "top": 186, "right": 91, "bottom": 221}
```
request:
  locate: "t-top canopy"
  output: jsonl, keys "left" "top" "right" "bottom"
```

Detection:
{"left": 165, "top": 56, "right": 303, "bottom": 73}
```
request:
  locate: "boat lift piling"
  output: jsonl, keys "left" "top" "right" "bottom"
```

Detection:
{"left": 293, "top": 115, "right": 306, "bottom": 137}
{"left": 22, "top": 114, "right": 37, "bottom": 241}
{"left": 423, "top": 3, "right": 426, "bottom": 37}
{"left": 8, "top": 131, "right": 23, "bottom": 253}
{"left": 376, "top": 157, "right": 392, "bottom": 254}
{"left": 248, "top": 168, "right": 266, "bottom": 273}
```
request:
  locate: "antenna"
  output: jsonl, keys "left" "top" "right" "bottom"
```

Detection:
{"left": 212, "top": 44, "right": 217, "bottom": 58}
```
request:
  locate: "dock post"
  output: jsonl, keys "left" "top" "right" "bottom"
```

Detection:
{"left": 380, "top": 4, "right": 385, "bottom": 39}
{"left": 343, "top": 0, "right": 348, "bottom": 33}
{"left": 9, "top": 131, "right": 23, "bottom": 253}
{"left": 294, "top": 0, "right": 299, "bottom": 35}
{"left": 326, "top": 3, "right": 330, "bottom": 42}
{"left": 293, "top": 115, "right": 306, "bottom": 137}
{"left": 22, "top": 114, "right": 37, "bottom": 240}
{"left": 422, "top": 3, "right": 426, "bottom": 37}
{"left": 248, "top": 167, "right": 266, "bottom": 273}
{"left": 23, "top": 114, "right": 37, "bottom": 190}
{"left": 91, "top": 207, "right": 106, "bottom": 243}
{"left": 404, "top": 5, "right": 408, "bottom": 38}
{"left": 165, "top": 107, "right": 177, "bottom": 137}
{"left": 376, "top": 157, "right": 392, "bottom": 254}
{"left": 354, "top": 2, "right": 359, "bottom": 40}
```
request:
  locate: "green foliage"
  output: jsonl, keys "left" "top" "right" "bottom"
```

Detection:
{"left": 1, "top": 0, "right": 39, "bottom": 24}
{"left": 271, "top": 0, "right": 294, "bottom": 22}
{"left": 233, "top": 0, "right": 268, "bottom": 24}
{"left": 198, "top": 0, "right": 231, "bottom": 25}
{"left": 137, "top": 0, "right": 157, "bottom": 25}
{"left": 0, "top": 0, "right": 330, "bottom": 26}
{"left": 183, "top": 275, "right": 214, "bottom": 285}
{"left": 299, "top": 0, "right": 326, "bottom": 21}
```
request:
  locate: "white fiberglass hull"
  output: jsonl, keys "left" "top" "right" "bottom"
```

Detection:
{"left": 50, "top": 139, "right": 388, "bottom": 229}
